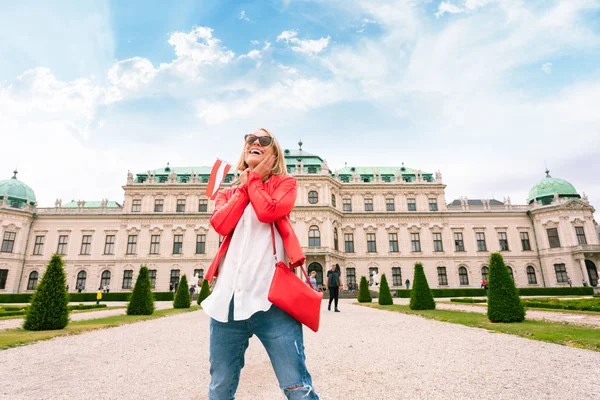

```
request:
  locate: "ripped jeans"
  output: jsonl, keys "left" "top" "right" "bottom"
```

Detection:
{"left": 209, "top": 299, "right": 319, "bottom": 400}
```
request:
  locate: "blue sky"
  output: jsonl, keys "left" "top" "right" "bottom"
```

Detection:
{"left": 1, "top": 0, "right": 600, "bottom": 215}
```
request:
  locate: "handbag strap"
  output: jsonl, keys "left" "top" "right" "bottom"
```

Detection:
{"left": 270, "top": 224, "right": 311, "bottom": 284}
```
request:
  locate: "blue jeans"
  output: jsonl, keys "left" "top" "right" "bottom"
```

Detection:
{"left": 209, "top": 299, "right": 319, "bottom": 400}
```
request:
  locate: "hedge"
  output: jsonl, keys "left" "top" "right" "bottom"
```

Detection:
{"left": 0, "top": 311, "right": 27, "bottom": 317}
{"left": 68, "top": 304, "right": 107, "bottom": 311}
{"left": 0, "top": 292, "right": 175, "bottom": 303}
{"left": 396, "top": 287, "right": 594, "bottom": 298}
{"left": 487, "top": 253, "right": 525, "bottom": 322}
{"left": 0, "top": 304, "right": 107, "bottom": 317}
{"left": 450, "top": 298, "right": 487, "bottom": 303}
{"left": 357, "top": 276, "right": 372, "bottom": 303}
{"left": 409, "top": 263, "right": 436, "bottom": 310}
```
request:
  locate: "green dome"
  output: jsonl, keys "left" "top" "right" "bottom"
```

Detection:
{"left": 0, "top": 170, "right": 36, "bottom": 208}
{"left": 528, "top": 170, "right": 579, "bottom": 205}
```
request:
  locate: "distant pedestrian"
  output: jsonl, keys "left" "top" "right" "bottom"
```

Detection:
{"left": 582, "top": 280, "right": 588, "bottom": 287}
{"left": 405, "top": 279, "right": 410, "bottom": 290}
{"left": 78, "top": 284, "right": 83, "bottom": 293}
{"left": 169, "top": 283, "right": 174, "bottom": 292}
{"left": 481, "top": 279, "right": 487, "bottom": 289}
{"left": 106, "top": 285, "right": 110, "bottom": 293}
{"left": 96, "top": 290, "right": 102, "bottom": 305}
{"left": 174, "top": 281, "right": 179, "bottom": 292}
{"left": 568, "top": 278, "right": 572, "bottom": 287}
{"left": 190, "top": 285, "right": 195, "bottom": 295}
{"left": 327, "top": 264, "right": 342, "bottom": 312}
{"left": 309, "top": 271, "right": 318, "bottom": 291}
{"left": 66, "top": 284, "right": 69, "bottom": 292}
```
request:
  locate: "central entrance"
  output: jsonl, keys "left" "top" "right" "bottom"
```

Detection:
{"left": 308, "top": 262, "right": 323, "bottom": 286}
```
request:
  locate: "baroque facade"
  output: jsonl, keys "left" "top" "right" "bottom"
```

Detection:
{"left": 1, "top": 143, "right": 599, "bottom": 294}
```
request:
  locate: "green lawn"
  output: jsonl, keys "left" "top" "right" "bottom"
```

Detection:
{"left": 358, "top": 303, "right": 600, "bottom": 352}
{"left": 0, "top": 306, "right": 201, "bottom": 350}
{"left": 0, "top": 306, "right": 125, "bottom": 320}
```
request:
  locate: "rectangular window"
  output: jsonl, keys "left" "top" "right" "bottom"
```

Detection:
{"left": 170, "top": 269, "right": 180, "bottom": 286}
{"left": 122, "top": 270, "right": 133, "bottom": 289}
{"left": 150, "top": 235, "right": 160, "bottom": 254}
{"left": 346, "top": 268, "right": 356, "bottom": 285}
{"left": 104, "top": 235, "right": 115, "bottom": 255}
{"left": 364, "top": 198, "right": 373, "bottom": 211}
{"left": 176, "top": 199, "right": 186, "bottom": 212}
{"left": 476, "top": 232, "right": 487, "bottom": 251}
{"left": 126, "top": 235, "right": 137, "bottom": 255}
{"left": 437, "top": 267, "right": 448, "bottom": 286}
{"left": 575, "top": 227, "right": 587, "bottom": 245}
{"left": 388, "top": 233, "right": 399, "bottom": 252}
{"left": 411, "top": 233, "right": 421, "bottom": 252}
{"left": 131, "top": 199, "right": 141, "bottom": 212}
{"left": 343, "top": 198, "right": 352, "bottom": 212}
{"left": 344, "top": 233, "right": 354, "bottom": 253}
{"left": 547, "top": 228, "right": 560, "bottom": 248}
{"left": 154, "top": 199, "right": 164, "bottom": 212}
{"left": 198, "top": 199, "right": 208, "bottom": 213}
{"left": 499, "top": 232, "right": 509, "bottom": 251}
{"left": 433, "top": 233, "right": 443, "bottom": 252}
{"left": 554, "top": 263, "right": 568, "bottom": 283}
{"left": 173, "top": 234, "right": 183, "bottom": 254}
{"left": 33, "top": 235, "right": 45, "bottom": 255}
{"left": 520, "top": 232, "right": 531, "bottom": 251}
{"left": 57, "top": 235, "right": 68, "bottom": 255}
{"left": 0, "top": 269, "right": 8, "bottom": 289}
{"left": 80, "top": 235, "right": 92, "bottom": 255}
{"left": 1, "top": 232, "right": 16, "bottom": 253}
{"left": 386, "top": 198, "right": 395, "bottom": 211}
{"left": 407, "top": 198, "right": 416, "bottom": 211}
{"left": 454, "top": 232, "right": 465, "bottom": 251}
{"left": 392, "top": 267, "right": 402, "bottom": 286}
{"left": 148, "top": 269, "right": 157, "bottom": 289}
{"left": 196, "top": 234, "right": 206, "bottom": 254}
{"left": 366, "top": 233, "right": 377, "bottom": 252}
{"left": 429, "top": 198, "right": 438, "bottom": 211}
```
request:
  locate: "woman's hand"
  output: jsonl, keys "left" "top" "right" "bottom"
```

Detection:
{"left": 239, "top": 169, "right": 249, "bottom": 186}
{"left": 253, "top": 154, "right": 276, "bottom": 181}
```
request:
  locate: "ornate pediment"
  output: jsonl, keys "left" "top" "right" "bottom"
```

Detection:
{"left": 561, "top": 199, "right": 594, "bottom": 210}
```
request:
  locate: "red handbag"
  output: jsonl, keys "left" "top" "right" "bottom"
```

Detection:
{"left": 268, "top": 224, "right": 323, "bottom": 332}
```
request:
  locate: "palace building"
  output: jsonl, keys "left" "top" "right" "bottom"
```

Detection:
{"left": 1, "top": 142, "right": 599, "bottom": 294}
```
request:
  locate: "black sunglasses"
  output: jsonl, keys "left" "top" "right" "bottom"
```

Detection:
{"left": 244, "top": 134, "right": 273, "bottom": 146}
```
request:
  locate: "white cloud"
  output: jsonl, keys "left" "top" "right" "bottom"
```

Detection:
{"left": 105, "top": 57, "right": 158, "bottom": 103}
{"left": 167, "top": 26, "right": 235, "bottom": 66}
{"left": 251, "top": 40, "right": 260, "bottom": 45}
{"left": 239, "top": 49, "right": 262, "bottom": 60}
{"left": 435, "top": 0, "right": 497, "bottom": 18}
{"left": 541, "top": 62, "right": 553, "bottom": 74}
{"left": 277, "top": 30, "right": 330, "bottom": 54}
{"left": 240, "top": 10, "right": 250, "bottom": 21}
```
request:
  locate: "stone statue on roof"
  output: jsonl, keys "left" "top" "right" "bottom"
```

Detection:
{"left": 127, "top": 170, "right": 134, "bottom": 184}
{"left": 582, "top": 192, "right": 588, "bottom": 202}
{"left": 435, "top": 170, "right": 442, "bottom": 182}
{"left": 553, "top": 192, "right": 559, "bottom": 202}
{"left": 55, "top": 198, "right": 62, "bottom": 208}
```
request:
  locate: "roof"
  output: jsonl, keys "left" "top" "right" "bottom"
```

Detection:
{"left": 527, "top": 170, "right": 579, "bottom": 203}
{"left": 336, "top": 166, "right": 429, "bottom": 176}
{"left": 449, "top": 199, "right": 504, "bottom": 206}
{"left": 62, "top": 200, "right": 122, "bottom": 209}
{"left": 0, "top": 170, "right": 36, "bottom": 206}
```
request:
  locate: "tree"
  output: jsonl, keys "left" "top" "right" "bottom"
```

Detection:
{"left": 24, "top": 254, "right": 69, "bottom": 331}
{"left": 357, "top": 276, "right": 372, "bottom": 303}
{"left": 378, "top": 274, "right": 394, "bottom": 305}
{"left": 127, "top": 265, "right": 155, "bottom": 315}
{"left": 409, "top": 263, "right": 436, "bottom": 310}
{"left": 173, "top": 274, "right": 191, "bottom": 309}
{"left": 197, "top": 279, "right": 211, "bottom": 305}
{"left": 487, "top": 253, "right": 525, "bottom": 322}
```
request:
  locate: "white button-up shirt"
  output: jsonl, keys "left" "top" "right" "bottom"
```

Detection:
{"left": 202, "top": 203, "right": 285, "bottom": 323}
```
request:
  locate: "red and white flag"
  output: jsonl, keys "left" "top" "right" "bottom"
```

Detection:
{"left": 205, "top": 159, "right": 232, "bottom": 200}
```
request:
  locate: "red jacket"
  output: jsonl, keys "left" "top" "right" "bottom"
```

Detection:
{"left": 204, "top": 171, "right": 305, "bottom": 283}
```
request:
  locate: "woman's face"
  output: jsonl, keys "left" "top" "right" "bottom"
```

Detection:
{"left": 244, "top": 130, "right": 275, "bottom": 169}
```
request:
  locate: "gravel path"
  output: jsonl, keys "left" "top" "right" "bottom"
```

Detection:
{"left": 0, "top": 302, "right": 173, "bottom": 331}
{"left": 432, "top": 301, "right": 600, "bottom": 328}
{"left": 1, "top": 299, "right": 599, "bottom": 400}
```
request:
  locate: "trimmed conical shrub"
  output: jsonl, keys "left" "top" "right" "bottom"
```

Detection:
{"left": 24, "top": 254, "right": 69, "bottom": 331}
{"left": 409, "top": 263, "right": 436, "bottom": 310}
{"left": 357, "top": 276, "right": 372, "bottom": 303}
{"left": 378, "top": 274, "right": 393, "bottom": 305}
{"left": 173, "top": 274, "right": 191, "bottom": 309}
{"left": 487, "top": 253, "right": 525, "bottom": 322}
{"left": 197, "top": 279, "right": 211, "bottom": 305}
{"left": 127, "top": 265, "right": 155, "bottom": 315}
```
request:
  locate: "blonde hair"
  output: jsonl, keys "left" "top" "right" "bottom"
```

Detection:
{"left": 310, "top": 271, "right": 317, "bottom": 277}
{"left": 236, "top": 128, "right": 288, "bottom": 176}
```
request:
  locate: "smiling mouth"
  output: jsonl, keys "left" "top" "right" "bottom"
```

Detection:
{"left": 249, "top": 149, "right": 262, "bottom": 155}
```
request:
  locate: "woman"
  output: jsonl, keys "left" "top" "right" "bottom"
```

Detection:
{"left": 309, "top": 271, "right": 318, "bottom": 291}
{"left": 201, "top": 128, "right": 319, "bottom": 400}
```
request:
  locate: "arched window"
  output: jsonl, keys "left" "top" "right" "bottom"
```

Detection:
{"left": 170, "top": 269, "right": 180, "bottom": 286}
{"left": 481, "top": 266, "right": 489, "bottom": 282}
{"left": 346, "top": 267, "right": 356, "bottom": 286}
{"left": 331, "top": 194, "right": 336, "bottom": 207}
{"left": 507, "top": 266, "right": 514, "bottom": 280}
{"left": 308, "top": 262, "right": 323, "bottom": 285}
{"left": 526, "top": 266, "right": 537, "bottom": 284}
{"left": 101, "top": 270, "right": 111, "bottom": 288}
{"left": 27, "top": 271, "right": 39, "bottom": 290}
{"left": 308, "top": 226, "right": 321, "bottom": 247}
{"left": 459, "top": 266, "right": 469, "bottom": 285}
{"left": 76, "top": 271, "right": 87, "bottom": 289}
{"left": 333, "top": 228, "right": 339, "bottom": 251}
{"left": 308, "top": 191, "right": 318, "bottom": 204}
